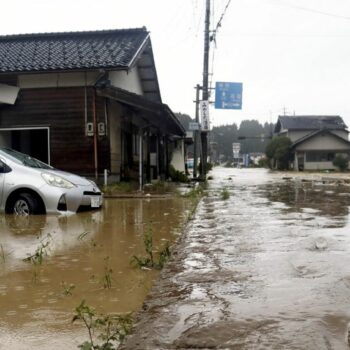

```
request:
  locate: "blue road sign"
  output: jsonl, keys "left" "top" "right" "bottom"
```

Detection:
{"left": 215, "top": 82, "right": 243, "bottom": 110}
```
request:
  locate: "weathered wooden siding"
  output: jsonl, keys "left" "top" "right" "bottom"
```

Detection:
{"left": 0, "top": 87, "right": 110, "bottom": 175}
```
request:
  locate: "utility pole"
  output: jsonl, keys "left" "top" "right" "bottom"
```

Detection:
{"left": 193, "top": 84, "right": 201, "bottom": 179}
{"left": 200, "top": 0, "right": 210, "bottom": 179}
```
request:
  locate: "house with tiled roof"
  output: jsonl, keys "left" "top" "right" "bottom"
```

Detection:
{"left": 0, "top": 28, "right": 185, "bottom": 183}
{"left": 274, "top": 115, "right": 350, "bottom": 170}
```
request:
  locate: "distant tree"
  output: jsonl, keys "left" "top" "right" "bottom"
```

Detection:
{"left": 174, "top": 113, "right": 194, "bottom": 130}
{"left": 263, "top": 122, "right": 274, "bottom": 139}
{"left": 211, "top": 123, "right": 238, "bottom": 161}
{"left": 205, "top": 119, "right": 276, "bottom": 161}
{"left": 238, "top": 120, "right": 265, "bottom": 153}
{"left": 333, "top": 154, "right": 349, "bottom": 171}
{"left": 265, "top": 136, "right": 292, "bottom": 170}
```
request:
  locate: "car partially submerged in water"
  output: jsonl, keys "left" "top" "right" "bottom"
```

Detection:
{"left": 0, "top": 148, "right": 103, "bottom": 215}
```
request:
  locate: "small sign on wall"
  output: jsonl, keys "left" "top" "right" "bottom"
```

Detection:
{"left": 189, "top": 122, "right": 200, "bottom": 131}
{"left": 86, "top": 123, "right": 94, "bottom": 136}
{"left": 98, "top": 122, "right": 106, "bottom": 136}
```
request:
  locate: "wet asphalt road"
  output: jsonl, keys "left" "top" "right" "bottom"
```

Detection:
{"left": 120, "top": 167, "right": 350, "bottom": 350}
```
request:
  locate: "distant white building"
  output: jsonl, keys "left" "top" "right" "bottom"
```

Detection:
{"left": 274, "top": 115, "right": 350, "bottom": 171}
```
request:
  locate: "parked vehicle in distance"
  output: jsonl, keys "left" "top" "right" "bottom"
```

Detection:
{"left": 0, "top": 147, "right": 103, "bottom": 215}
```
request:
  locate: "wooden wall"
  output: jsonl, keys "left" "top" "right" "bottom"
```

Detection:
{"left": 0, "top": 86, "right": 110, "bottom": 175}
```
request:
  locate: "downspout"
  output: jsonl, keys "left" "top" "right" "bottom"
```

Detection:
{"left": 92, "top": 89, "right": 98, "bottom": 180}
{"left": 139, "top": 129, "right": 143, "bottom": 191}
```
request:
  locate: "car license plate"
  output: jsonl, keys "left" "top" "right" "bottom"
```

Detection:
{"left": 91, "top": 196, "right": 101, "bottom": 208}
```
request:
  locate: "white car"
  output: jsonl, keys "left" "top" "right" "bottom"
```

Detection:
{"left": 0, "top": 147, "right": 103, "bottom": 215}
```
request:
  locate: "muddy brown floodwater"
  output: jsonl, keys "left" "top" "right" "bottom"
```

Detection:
{"left": 121, "top": 167, "right": 350, "bottom": 350}
{"left": 0, "top": 197, "right": 193, "bottom": 349}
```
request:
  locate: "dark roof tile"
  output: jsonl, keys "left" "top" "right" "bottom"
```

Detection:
{"left": 0, "top": 28, "right": 149, "bottom": 73}
{"left": 278, "top": 115, "right": 347, "bottom": 130}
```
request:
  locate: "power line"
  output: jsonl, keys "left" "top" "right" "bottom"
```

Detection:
{"left": 214, "top": 0, "right": 232, "bottom": 34}
{"left": 267, "top": 0, "right": 350, "bottom": 21}
{"left": 218, "top": 32, "right": 350, "bottom": 38}
{"left": 208, "top": 0, "right": 232, "bottom": 96}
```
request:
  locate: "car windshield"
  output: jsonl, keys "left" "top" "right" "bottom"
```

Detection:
{"left": 0, "top": 148, "right": 53, "bottom": 169}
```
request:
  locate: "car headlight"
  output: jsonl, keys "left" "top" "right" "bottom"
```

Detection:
{"left": 41, "top": 173, "right": 75, "bottom": 189}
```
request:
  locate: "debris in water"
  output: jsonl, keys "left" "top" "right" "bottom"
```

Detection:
{"left": 315, "top": 238, "right": 327, "bottom": 250}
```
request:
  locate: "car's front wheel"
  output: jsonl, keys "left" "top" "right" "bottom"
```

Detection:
{"left": 13, "top": 193, "right": 40, "bottom": 216}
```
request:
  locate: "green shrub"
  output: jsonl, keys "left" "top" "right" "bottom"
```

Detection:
{"left": 169, "top": 165, "right": 189, "bottom": 183}
{"left": 102, "top": 182, "right": 138, "bottom": 194}
{"left": 333, "top": 154, "right": 349, "bottom": 171}
{"left": 265, "top": 136, "right": 292, "bottom": 170}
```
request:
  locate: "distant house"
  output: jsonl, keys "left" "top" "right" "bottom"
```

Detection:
{"left": 0, "top": 28, "right": 185, "bottom": 184}
{"left": 274, "top": 115, "right": 350, "bottom": 170}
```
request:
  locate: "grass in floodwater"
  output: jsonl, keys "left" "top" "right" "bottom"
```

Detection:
{"left": 220, "top": 188, "right": 230, "bottom": 200}
{"left": 0, "top": 244, "right": 6, "bottom": 263}
{"left": 157, "top": 241, "right": 171, "bottom": 269}
{"left": 101, "top": 257, "right": 114, "bottom": 289}
{"left": 143, "top": 181, "right": 176, "bottom": 194}
{"left": 61, "top": 281, "right": 75, "bottom": 296}
{"left": 131, "top": 226, "right": 171, "bottom": 270}
{"left": 72, "top": 300, "right": 132, "bottom": 350}
{"left": 23, "top": 236, "right": 51, "bottom": 265}
{"left": 102, "top": 181, "right": 139, "bottom": 194}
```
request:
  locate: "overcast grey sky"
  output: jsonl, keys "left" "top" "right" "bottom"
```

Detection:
{"left": 2, "top": 0, "right": 350, "bottom": 128}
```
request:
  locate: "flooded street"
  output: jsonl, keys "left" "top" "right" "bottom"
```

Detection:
{"left": 121, "top": 167, "right": 350, "bottom": 350}
{"left": 0, "top": 197, "right": 193, "bottom": 349}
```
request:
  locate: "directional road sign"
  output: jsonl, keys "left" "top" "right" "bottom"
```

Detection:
{"left": 215, "top": 82, "right": 243, "bottom": 110}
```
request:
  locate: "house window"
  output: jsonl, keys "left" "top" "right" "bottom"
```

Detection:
{"left": 306, "top": 151, "right": 334, "bottom": 162}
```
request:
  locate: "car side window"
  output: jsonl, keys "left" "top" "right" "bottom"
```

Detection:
{"left": 0, "top": 159, "right": 11, "bottom": 173}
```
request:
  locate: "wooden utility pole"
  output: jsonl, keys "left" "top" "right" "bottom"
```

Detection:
{"left": 193, "top": 84, "right": 201, "bottom": 179}
{"left": 200, "top": 0, "right": 210, "bottom": 179}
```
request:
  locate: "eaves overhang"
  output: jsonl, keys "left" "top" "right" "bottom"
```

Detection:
{"left": 96, "top": 86, "right": 184, "bottom": 137}
{"left": 291, "top": 129, "right": 350, "bottom": 149}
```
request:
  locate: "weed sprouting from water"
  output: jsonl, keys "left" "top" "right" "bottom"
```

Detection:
{"left": 143, "top": 227, "right": 154, "bottom": 266}
{"left": 220, "top": 188, "right": 230, "bottom": 200}
{"left": 157, "top": 241, "right": 171, "bottom": 269}
{"left": 0, "top": 244, "right": 7, "bottom": 263}
{"left": 101, "top": 257, "right": 113, "bottom": 289}
{"left": 23, "top": 235, "right": 51, "bottom": 284}
{"left": 131, "top": 226, "right": 154, "bottom": 269}
{"left": 23, "top": 235, "right": 51, "bottom": 265}
{"left": 72, "top": 300, "right": 132, "bottom": 349}
{"left": 61, "top": 281, "right": 75, "bottom": 296}
{"left": 131, "top": 225, "right": 171, "bottom": 270}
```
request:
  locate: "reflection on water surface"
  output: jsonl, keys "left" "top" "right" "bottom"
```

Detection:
{"left": 0, "top": 197, "right": 192, "bottom": 349}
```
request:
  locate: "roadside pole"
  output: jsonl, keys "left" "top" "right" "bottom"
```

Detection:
{"left": 193, "top": 84, "right": 201, "bottom": 179}
{"left": 200, "top": 0, "right": 210, "bottom": 179}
